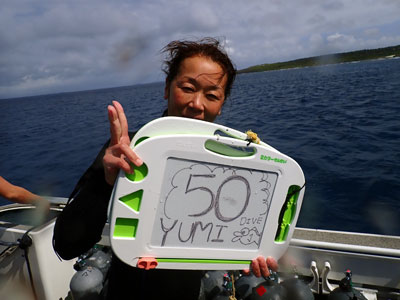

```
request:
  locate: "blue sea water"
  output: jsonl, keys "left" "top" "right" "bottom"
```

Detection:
{"left": 1, "top": 59, "right": 399, "bottom": 236}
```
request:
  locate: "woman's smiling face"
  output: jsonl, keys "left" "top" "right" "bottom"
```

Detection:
{"left": 164, "top": 55, "right": 228, "bottom": 122}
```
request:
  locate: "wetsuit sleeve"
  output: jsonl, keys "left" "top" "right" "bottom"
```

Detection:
{"left": 53, "top": 132, "right": 135, "bottom": 260}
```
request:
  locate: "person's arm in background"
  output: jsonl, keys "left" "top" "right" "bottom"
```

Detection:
{"left": 0, "top": 176, "right": 50, "bottom": 210}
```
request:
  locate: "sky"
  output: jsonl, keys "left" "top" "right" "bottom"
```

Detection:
{"left": 1, "top": 0, "right": 400, "bottom": 99}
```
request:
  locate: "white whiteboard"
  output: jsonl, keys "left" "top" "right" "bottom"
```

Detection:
{"left": 109, "top": 130, "right": 305, "bottom": 270}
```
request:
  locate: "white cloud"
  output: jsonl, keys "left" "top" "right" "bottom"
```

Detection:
{"left": 364, "top": 28, "right": 380, "bottom": 37}
{"left": 1, "top": 0, "right": 400, "bottom": 98}
{"left": 326, "top": 33, "right": 357, "bottom": 48}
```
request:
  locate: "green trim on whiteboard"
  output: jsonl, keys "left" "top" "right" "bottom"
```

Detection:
{"left": 205, "top": 140, "right": 256, "bottom": 157}
{"left": 213, "top": 129, "right": 242, "bottom": 140}
{"left": 134, "top": 136, "right": 149, "bottom": 146}
{"left": 275, "top": 185, "right": 300, "bottom": 242}
{"left": 126, "top": 163, "right": 148, "bottom": 182}
{"left": 114, "top": 218, "right": 139, "bottom": 238}
{"left": 119, "top": 190, "right": 143, "bottom": 212}
{"left": 157, "top": 258, "right": 251, "bottom": 264}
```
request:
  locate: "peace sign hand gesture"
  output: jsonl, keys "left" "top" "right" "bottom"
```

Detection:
{"left": 102, "top": 101, "right": 143, "bottom": 186}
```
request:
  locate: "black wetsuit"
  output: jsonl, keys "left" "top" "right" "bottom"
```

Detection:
{"left": 53, "top": 132, "right": 203, "bottom": 299}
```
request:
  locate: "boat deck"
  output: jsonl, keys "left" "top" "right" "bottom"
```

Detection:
{"left": 1, "top": 200, "right": 399, "bottom": 300}
{"left": 292, "top": 227, "right": 400, "bottom": 251}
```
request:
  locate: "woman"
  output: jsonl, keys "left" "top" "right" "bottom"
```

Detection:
{"left": 53, "top": 38, "right": 277, "bottom": 299}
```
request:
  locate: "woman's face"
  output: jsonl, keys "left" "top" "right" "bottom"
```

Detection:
{"left": 164, "top": 56, "right": 227, "bottom": 122}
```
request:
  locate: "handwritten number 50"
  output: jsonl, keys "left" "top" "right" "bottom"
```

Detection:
{"left": 185, "top": 174, "right": 250, "bottom": 222}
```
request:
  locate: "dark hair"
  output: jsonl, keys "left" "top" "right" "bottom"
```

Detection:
{"left": 161, "top": 37, "right": 237, "bottom": 99}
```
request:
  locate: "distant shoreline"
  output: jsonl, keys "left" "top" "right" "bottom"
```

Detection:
{"left": 238, "top": 45, "right": 400, "bottom": 74}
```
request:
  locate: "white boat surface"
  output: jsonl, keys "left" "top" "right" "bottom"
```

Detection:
{"left": 0, "top": 197, "right": 399, "bottom": 299}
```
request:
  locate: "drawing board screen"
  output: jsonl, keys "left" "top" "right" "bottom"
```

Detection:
{"left": 151, "top": 158, "right": 278, "bottom": 250}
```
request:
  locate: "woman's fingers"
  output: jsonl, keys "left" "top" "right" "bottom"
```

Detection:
{"left": 266, "top": 256, "right": 278, "bottom": 272}
{"left": 108, "top": 105, "right": 121, "bottom": 146}
{"left": 250, "top": 256, "right": 278, "bottom": 278}
{"left": 105, "top": 144, "right": 142, "bottom": 170}
{"left": 103, "top": 152, "right": 132, "bottom": 186}
{"left": 103, "top": 143, "right": 143, "bottom": 186}
{"left": 242, "top": 268, "right": 251, "bottom": 275}
{"left": 108, "top": 101, "right": 130, "bottom": 147}
{"left": 105, "top": 100, "right": 141, "bottom": 185}
{"left": 119, "top": 143, "right": 143, "bottom": 166}
{"left": 113, "top": 101, "right": 130, "bottom": 143}
{"left": 257, "top": 256, "right": 270, "bottom": 277}
{"left": 251, "top": 257, "right": 261, "bottom": 277}
{"left": 104, "top": 153, "right": 132, "bottom": 174}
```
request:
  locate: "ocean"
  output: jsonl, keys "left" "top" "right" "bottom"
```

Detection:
{"left": 1, "top": 58, "right": 399, "bottom": 236}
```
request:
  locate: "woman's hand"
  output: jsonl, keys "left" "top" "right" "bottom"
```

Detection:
{"left": 102, "top": 101, "right": 143, "bottom": 186}
{"left": 244, "top": 256, "right": 278, "bottom": 278}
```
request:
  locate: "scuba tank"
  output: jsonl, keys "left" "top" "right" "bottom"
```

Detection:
{"left": 202, "top": 271, "right": 242, "bottom": 300}
{"left": 202, "top": 270, "right": 263, "bottom": 300}
{"left": 279, "top": 275, "right": 314, "bottom": 300}
{"left": 202, "top": 270, "right": 227, "bottom": 299}
{"left": 70, "top": 263, "right": 103, "bottom": 300}
{"left": 251, "top": 272, "right": 286, "bottom": 300}
{"left": 328, "top": 270, "right": 367, "bottom": 300}
{"left": 203, "top": 270, "right": 314, "bottom": 300}
{"left": 234, "top": 273, "right": 265, "bottom": 300}
{"left": 85, "top": 248, "right": 112, "bottom": 277}
{"left": 69, "top": 246, "right": 112, "bottom": 300}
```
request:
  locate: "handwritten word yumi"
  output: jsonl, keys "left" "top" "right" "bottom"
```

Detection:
{"left": 160, "top": 219, "right": 228, "bottom": 246}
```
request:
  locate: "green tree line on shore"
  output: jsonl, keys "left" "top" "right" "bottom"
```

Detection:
{"left": 239, "top": 45, "right": 400, "bottom": 74}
